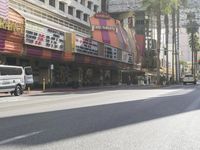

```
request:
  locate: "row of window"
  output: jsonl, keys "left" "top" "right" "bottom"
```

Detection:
{"left": 10, "top": 0, "right": 90, "bottom": 35}
{"left": 38, "top": 0, "right": 99, "bottom": 22}
{"left": 74, "top": 0, "right": 99, "bottom": 12}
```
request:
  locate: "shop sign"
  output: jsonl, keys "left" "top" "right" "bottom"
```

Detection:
{"left": 95, "top": 12, "right": 111, "bottom": 19}
{"left": 25, "top": 20, "right": 65, "bottom": 51}
{"left": 0, "top": 17, "right": 24, "bottom": 33}
{"left": 92, "top": 25, "right": 116, "bottom": 31}
{"left": 75, "top": 36, "right": 98, "bottom": 56}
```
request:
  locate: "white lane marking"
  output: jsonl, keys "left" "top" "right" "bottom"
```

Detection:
{"left": 0, "top": 130, "right": 43, "bottom": 145}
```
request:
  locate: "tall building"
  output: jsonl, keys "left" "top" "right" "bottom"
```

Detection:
{"left": 101, "top": 0, "right": 108, "bottom": 12}
{"left": 0, "top": 0, "right": 135, "bottom": 87}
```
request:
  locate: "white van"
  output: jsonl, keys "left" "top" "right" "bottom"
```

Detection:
{"left": 0, "top": 65, "right": 33, "bottom": 96}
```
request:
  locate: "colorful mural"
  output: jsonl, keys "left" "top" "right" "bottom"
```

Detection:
{"left": 90, "top": 12, "right": 134, "bottom": 52}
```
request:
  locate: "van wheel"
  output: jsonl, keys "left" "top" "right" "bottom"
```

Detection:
{"left": 14, "top": 85, "right": 22, "bottom": 96}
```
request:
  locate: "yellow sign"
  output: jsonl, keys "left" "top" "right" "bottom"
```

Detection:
{"left": 0, "top": 17, "right": 24, "bottom": 33}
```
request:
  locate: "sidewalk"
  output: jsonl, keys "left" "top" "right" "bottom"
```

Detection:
{"left": 0, "top": 84, "right": 176, "bottom": 97}
{"left": 24, "top": 84, "right": 163, "bottom": 96}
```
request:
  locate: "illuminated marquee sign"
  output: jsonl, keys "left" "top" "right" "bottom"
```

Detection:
{"left": 25, "top": 20, "right": 65, "bottom": 51}
{"left": 75, "top": 36, "right": 98, "bottom": 56}
{"left": 105, "top": 44, "right": 119, "bottom": 60}
{"left": 0, "top": 17, "right": 24, "bottom": 33}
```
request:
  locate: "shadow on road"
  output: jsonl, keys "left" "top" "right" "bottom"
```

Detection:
{"left": 0, "top": 86, "right": 200, "bottom": 146}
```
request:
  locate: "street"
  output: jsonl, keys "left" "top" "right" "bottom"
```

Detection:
{"left": 0, "top": 85, "right": 200, "bottom": 150}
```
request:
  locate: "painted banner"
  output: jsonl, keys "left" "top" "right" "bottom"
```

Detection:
{"left": 25, "top": 20, "right": 65, "bottom": 51}
{"left": 0, "top": 0, "right": 8, "bottom": 19}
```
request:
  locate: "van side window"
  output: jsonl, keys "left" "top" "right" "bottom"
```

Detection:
{"left": 0, "top": 67, "right": 22, "bottom": 76}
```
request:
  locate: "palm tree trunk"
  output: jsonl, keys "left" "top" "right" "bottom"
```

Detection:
{"left": 172, "top": 8, "right": 176, "bottom": 83}
{"left": 156, "top": 5, "right": 161, "bottom": 85}
{"left": 164, "top": 14, "right": 169, "bottom": 83}
{"left": 194, "top": 35, "right": 197, "bottom": 77}
{"left": 176, "top": 7, "right": 180, "bottom": 82}
{"left": 192, "top": 32, "right": 194, "bottom": 74}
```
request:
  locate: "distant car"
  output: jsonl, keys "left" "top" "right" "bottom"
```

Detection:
{"left": 183, "top": 74, "right": 196, "bottom": 85}
{"left": 197, "top": 80, "right": 200, "bottom": 85}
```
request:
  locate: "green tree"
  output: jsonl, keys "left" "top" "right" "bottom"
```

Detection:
{"left": 187, "top": 12, "right": 199, "bottom": 76}
{"left": 143, "top": 0, "right": 187, "bottom": 84}
{"left": 143, "top": 0, "right": 179, "bottom": 85}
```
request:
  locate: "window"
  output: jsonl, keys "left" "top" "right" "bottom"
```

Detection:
{"left": 76, "top": 10, "right": 82, "bottom": 19}
{"left": 105, "top": 45, "right": 118, "bottom": 60}
{"left": 49, "top": 0, "right": 55, "bottom": 7}
{"left": 39, "top": 0, "right": 45, "bottom": 2}
{"left": 68, "top": 6, "right": 74, "bottom": 16}
{"left": 0, "top": 67, "right": 22, "bottom": 76}
{"left": 136, "top": 20, "right": 144, "bottom": 25}
{"left": 80, "top": 0, "right": 85, "bottom": 5}
{"left": 83, "top": 14, "right": 88, "bottom": 22}
{"left": 59, "top": 2, "right": 65, "bottom": 12}
{"left": 94, "top": 5, "right": 98, "bottom": 12}
{"left": 87, "top": 1, "right": 92, "bottom": 9}
{"left": 25, "top": 67, "right": 33, "bottom": 75}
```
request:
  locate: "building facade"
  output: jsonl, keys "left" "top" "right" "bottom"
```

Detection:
{"left": 0, "top": 0, "right": 136, "bottom": 88}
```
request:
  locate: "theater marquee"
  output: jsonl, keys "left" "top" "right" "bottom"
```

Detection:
{"left": 25, "top": 20, "right": 65, "bottom": 51}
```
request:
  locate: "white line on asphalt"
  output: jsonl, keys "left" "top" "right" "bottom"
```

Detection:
{"left": 0, "top": 130, "right": 43, "bottom": 145}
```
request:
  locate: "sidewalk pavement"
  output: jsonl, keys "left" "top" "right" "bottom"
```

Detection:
{"left": 24, "top": 84, "right": 166, "bottom": 96}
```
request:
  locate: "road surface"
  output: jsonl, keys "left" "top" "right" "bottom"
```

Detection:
{"left": 0, "top": 85, "right": 200, "bottom": 150}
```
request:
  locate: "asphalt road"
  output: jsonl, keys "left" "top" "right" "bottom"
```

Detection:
{"left": 0, "top": 85, "right": 200, "bottom": 150}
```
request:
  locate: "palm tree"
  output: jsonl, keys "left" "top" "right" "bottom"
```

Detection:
{"left": 173, "top": 0, "right": 187, "bottom": 83}
{"left": 187, "top": 12, "right": 199, "bottom": 76}
{"left": 143, "top": 0, "right": 179, "bottom": 85}
{"left": 143, "top": 0, "right": 187, "bottom": 85}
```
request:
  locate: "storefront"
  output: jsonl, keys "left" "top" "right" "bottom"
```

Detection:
{"left": 0, "top": 1, "right": 140, "bottom": 88}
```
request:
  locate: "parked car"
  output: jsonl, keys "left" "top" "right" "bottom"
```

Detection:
{"left": 183, "top": 74, "right": 196, "bottom": 85}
